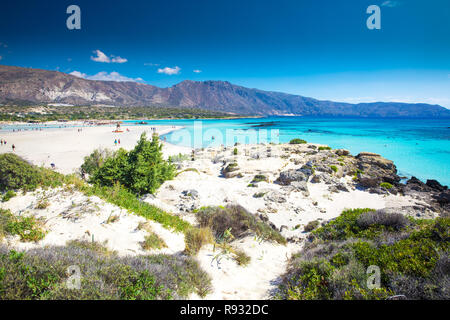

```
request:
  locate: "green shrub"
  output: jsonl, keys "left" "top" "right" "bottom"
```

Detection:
{"left": 233, "top": 148, "right": 238, "bottom": 155}
{"left": 380, "top": 182, "right": 393, "bottom": 189}
{"left": 0, "top": 209, "right": 46, "bottom": 242}
{"left": 2, "top": 190, "right": 16, "bottom": 202}
{"left": 289, "top": 138, "right": 307, "bottom": 145}
{"left": 311, "top": 208, "right": 376, "bottom": 240}
{"left": 36, "top": 199, "right": 50, "bottom": 210}
{"left": 304, "top": 220, "right": 320, "bottom": 232}
{"left": 0, "top": 154, "right": 66, "bottom": 193}
{"left": 251, "top": 174, "right": 268, "bottom": 183}
{"left": 253, "top": 192, "right": 266, "bottom": 198}
{"left": 318, "top": 146, "right": 332, "bottom": 151}
{"left": 0, "top": 153, "right": 41, "bottom": 192}
{"left": 0, "top": 242, "right": 211, "bottom": 299}
{"left": 330, "top": 165, "right": 338, "bottom": 173}
{"left": 168, "top": 153, "right": 190, "bottom": 163}
{"left": 196, "top": 205, "right": 286, "bottom": 244}
{"left": 141, "top": 233, "right": 167, "bottom": 251}
{"left": 80, "top": 148, "right": 116, "bottom": 176}
{"left": 87, "top": 183, "right": 191, "bottom": 233}
{"left": 278, "top": 208, "right": 450, "bottom": 300}
{"left": 89, "top": 133, "right": 176, "bottom": 195}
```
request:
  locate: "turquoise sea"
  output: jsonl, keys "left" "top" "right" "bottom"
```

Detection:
{"left": 123, "top": 117, "right": 450, "bottom": 187}
{"left": 1, "top": 117, "right": 449, "bottom": 186}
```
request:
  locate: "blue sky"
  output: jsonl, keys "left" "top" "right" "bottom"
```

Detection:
{"left": 0, "top": 0, "right": 449, "bottom": 107}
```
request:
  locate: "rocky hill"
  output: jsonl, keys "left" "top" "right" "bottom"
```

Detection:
{"left": 1, "top": 65, "right": 449, "bottom": 117}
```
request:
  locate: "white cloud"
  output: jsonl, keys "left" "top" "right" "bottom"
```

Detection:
{"left": 90, "top": 50, "right": 127, "bottom": 63}
{"left": 91, "top": 50, "right": 111, "bottom": 63}
{"left": 157, "top": 66, "right": 181, "bottom": 75}
{"left": 193, "top": 69, "right": 202, "bottom": 73}
{"left": 70, "top": 70, "right": 143, "bottom": 82}
{"left": 69, "top": 71, "right": 87, "bottom": 78}
{"left": 111, "top": 56, "right": 127, "bottom": 63}
{"left": 381, "top": 1, "right": 400, "bottom": 7}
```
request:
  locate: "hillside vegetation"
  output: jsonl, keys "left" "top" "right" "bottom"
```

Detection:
{"left": 278, "top": 208, "right": 449, "bottom": 300}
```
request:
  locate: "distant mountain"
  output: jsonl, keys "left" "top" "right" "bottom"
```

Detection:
{"left": 1, "top": 65, "right": 449, "bottom": 117}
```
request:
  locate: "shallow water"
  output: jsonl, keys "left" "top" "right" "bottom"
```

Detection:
{"left": 124, "top": 117, "right": 450, "bottom": 186}
{"left": 1, "top": 117, "right": 449, "bottom": 186}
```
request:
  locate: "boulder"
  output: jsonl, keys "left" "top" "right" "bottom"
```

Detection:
{"left": 181, "top": 189, "right": 199, "bottom": 199}
{"left": 310, "top": 175, "right": 321, "bottom": 183}
{"left": 426, "top": 179, "right": 448, "bottom": 191}
{"left": 265, "top": 190, "right": 287, "bottom": 203}
{"left": 277, "top": 169, "right": 308, "bottom": 185}
{"left": 335, "top": 149, "right": 350, "bottom": 156}
{"left": 357, "top": 173, "right": 381, "bottom": 188}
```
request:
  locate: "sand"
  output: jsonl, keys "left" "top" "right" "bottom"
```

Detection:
{"left": 0, "top": 123, "right": 191, "bottom": 174}
{"left": 0, "top": 123, "right": 434, "bottom": 300}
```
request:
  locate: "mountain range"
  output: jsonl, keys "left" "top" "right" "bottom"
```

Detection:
{"left": 0, "top": 65, "right": 449, "bottom": 117}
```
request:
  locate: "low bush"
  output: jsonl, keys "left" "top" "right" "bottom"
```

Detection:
{"left": 1, "top": 190, "right": 16, "bottom": 202}
{"left": 0, "top": 154, "right": 66, "bottom": 193}
{"left": 289, "top": 138, "right": 307, "bottom": 145}
{"left": 168, "top": 153, "right": 190, "bottom": 163}
{"left": 380, "top": 182, "right": 393, "bottom": 189}
{"left": 88, "top": 133, "right": 176, "bottom": 195}
{"left": 86, "top": 183, "right": 191, "bottom": 233}
{"left": 184, "top": 227, "right": 214, "bottom": 255}
{"left": 0, "top": 209, "right": 46, "bottom": 242}
{"left": 251, "top": 174, "right": 268, "bottom": 183}
{"left": 0, "top": 242, "right": 212, "bottom": 299}
{"left": 80, "top": 148, "right": 116, "bottom": 176}
{"left": 278, "top": 208, "right": 450, "bottom": 300}
{"left": 330, "top": 165, "right": 338, "bottom": 173}
{"left": 233, "top": 249, "right": 251, "bottom": 266}
{"left": 304, "top": 220, "right": 320, "bottom": 232}
{"left": 141, "top": 233, "right": 167, "bottom": 251}
{"left": 318, "top": 146, "right": 332, "bottom": 151}
{"left": 356, "top": 210, "right": 410, "bottom": 231}
{"left": 253, "top": 192, "right": 266, "bottom": 198}
{"left": 196, "top": 205, "right": 286, "bottom": 244}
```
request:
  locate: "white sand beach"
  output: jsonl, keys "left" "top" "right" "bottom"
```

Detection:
{"left": 0, "top": 123, "right": 191, "bottom": 174}
{"left": 0, "top": 123, "right": 440, "bottom": 300}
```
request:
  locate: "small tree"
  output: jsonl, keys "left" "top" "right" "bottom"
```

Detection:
{"left": 88, "top": 133, "right": 176, "bottom": 195}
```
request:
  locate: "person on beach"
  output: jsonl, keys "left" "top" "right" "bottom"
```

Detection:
{"left": 118, "top": 139, "right": 121, "bottom": 145}
{"left": 114, "top": 139, "right": 117, "bottom": 146}
{"left": 12, "top": 144, "right": 15, "bottom": 152}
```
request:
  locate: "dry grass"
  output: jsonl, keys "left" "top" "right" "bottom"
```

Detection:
{"left": 184, "top": 227, "right": 214, "bottom": 255}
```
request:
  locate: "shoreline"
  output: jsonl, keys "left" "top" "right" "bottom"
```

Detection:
{"left": 1, "top": 119, "right": 448, "bottom": 188}
{"left": 0, "top": 124, "right": 191, "bottom": 174}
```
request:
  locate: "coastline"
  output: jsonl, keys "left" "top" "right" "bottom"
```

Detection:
{"left": 0, "top": 123, "right": 191, "bottom": 174}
